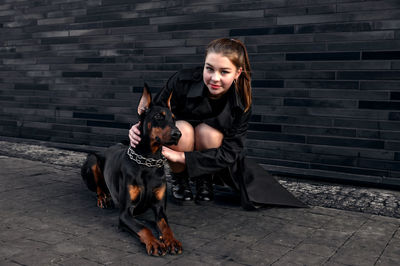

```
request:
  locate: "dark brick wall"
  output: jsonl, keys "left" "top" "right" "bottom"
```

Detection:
{"left": 1, "top": 0, "right": 400, "bottom": 187}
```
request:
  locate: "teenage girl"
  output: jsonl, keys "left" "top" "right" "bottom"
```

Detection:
{"left": 129, "top": 38, "right": 305, "bottom": 209}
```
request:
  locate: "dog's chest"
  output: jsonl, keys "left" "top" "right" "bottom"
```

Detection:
{"left": 129, "top": 169, "right": 166, "bottom": 203}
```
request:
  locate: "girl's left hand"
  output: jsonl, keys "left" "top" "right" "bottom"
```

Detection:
{"left": 162, "top": 146, "right": 185, "bottom": 164}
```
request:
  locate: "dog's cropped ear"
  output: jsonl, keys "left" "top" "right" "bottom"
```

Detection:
{"left": 167, "top": 92, "right": 173, "bottom": 111}
{"left": 138, "top": 83, "right": 152, "bottom": 115}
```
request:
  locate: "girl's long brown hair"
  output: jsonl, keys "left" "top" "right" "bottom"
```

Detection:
{"left": 205, "top": 38, "right": 252, "bottom": 112}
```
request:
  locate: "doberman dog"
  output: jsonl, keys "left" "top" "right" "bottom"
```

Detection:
{"left": 81, "top": 85, "right": 183, "bottom": 256}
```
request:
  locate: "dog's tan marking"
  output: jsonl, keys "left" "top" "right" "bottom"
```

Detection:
{"left": 138, "top": 86, "right": 152, "bottom": 115}
{"left": 128, "top": 184, "right": 141, "bottom": 201}
{"left": 153, "top": 184, "right": 166, "bottom": 201}
{"left": 151, "top": 127, "right": 163, "bottom": 138}
{"left": 90, "top": 163, "right": 112, "bottom": 208}
{"left": 138, "top": 227, "right": 166, "bottom": 256}
{"left": 167, "top": 92, "right": 173, "bottom": 110}
{"left": 157, "top": 218, "right": 183, "bottom": 254}
{"left": 150, "top": 127, "right": 164, "bottom": 154}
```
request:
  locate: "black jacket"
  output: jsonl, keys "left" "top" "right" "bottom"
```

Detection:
{"left": 154, "top": 67, "right": 306, "bottom": 209}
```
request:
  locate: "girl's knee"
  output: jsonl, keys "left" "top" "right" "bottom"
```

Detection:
{"left": 172, "top": 120, "right": 195, "bottom": 152}
{"left": 195, "top": 123, "right": 223, "bottom": 151}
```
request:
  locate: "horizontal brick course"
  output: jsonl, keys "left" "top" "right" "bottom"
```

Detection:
{"left": 307, "top": 136, "right": 385, "bottom": 150}
{"left": 286, "top": 52, "right": 360, "bottom": 61}
{"left": 230, "top": 26, "right": 294, "bottom": 36}
{"left": 363, "top": 50, "right": 400, "bottom": 60}
{"left": 1, "top": 0, "right": 400, "bottom": 187}
{"left": 296, "top": 22, "right": 373, "bottom": 34}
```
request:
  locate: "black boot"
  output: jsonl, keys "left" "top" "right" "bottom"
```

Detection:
{"left": 171, "top": 171, "right": 193, "bottom": 201}
{"left": 195, "top": 175, "right": 214, "bottom": 201}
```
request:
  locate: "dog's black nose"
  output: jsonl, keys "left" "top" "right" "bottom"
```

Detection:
{"left": 171, "top": 129, "right": 182, "bottom": 140}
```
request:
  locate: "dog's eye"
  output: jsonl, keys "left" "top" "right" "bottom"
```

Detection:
{"left": 154, "top": 113, "right": 163, "bottom": 120}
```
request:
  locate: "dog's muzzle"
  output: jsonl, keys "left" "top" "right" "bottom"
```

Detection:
{"left": 168, "top": 128, "right": 182, "bottom": 145}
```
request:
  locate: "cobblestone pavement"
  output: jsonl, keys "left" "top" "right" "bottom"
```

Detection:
{"left": 1, "top": 139, "right": 400, "bottom": 265}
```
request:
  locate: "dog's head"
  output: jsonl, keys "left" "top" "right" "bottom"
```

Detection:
{"left": 137, "top": 84, "right": 181, "bottom": 154}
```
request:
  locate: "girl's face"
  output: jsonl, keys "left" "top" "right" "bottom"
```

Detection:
{"left": 203, "top": 52, "right": 242, "bottom": 99}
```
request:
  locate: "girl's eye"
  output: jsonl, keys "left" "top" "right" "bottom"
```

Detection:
{"left": 222, "top": 71, "right": 229, "bottom": 75}
{"left": 206, "top": 67, "right": 213, "bottom": 72}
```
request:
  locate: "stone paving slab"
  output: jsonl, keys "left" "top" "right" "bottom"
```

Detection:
{"left": 1, "top": 153, "right": 400, "bottom": 265}
{"left": 1, "top": 138, "right": 400, "bottom": 218}
{"left": 2, "top": 138, "right": 400, "bottom": 265}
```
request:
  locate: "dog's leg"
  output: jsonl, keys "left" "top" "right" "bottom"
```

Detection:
{"left": 152, "top": 203, "right": 183, "bottom": 255}
{"left": 91, "top": 162, "right": 112, "bottom": 209}
{"left": 119, "top": 211, "right": 166, "bottom": 256}
{"left": 118, "top": 187, "right": 167, "bottom": 256}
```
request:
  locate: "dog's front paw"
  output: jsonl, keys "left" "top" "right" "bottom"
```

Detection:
{"left": 144, "top": 238, "right": 167, "bottom": 256}
{"left": 161, "top": 236, "right": 183, "bottom": 255}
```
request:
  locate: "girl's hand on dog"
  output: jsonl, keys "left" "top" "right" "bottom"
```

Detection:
{"left": 129, "top": 122, "right": 141, "bottom": 147}
{"left": 162, "top": 146, "right": 185, "bottom": 164}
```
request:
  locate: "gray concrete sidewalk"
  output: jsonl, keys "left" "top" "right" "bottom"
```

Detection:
{"left": 1, "top": 140, "right": 400, "bottom": 265}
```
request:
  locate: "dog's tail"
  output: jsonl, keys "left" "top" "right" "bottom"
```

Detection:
{"left": 81, "top": 153, "right": 103, "bottom": 192}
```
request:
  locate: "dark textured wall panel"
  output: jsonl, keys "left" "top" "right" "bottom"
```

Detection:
{"left": 1, "top": 0, "right": 400, "bottom": 187}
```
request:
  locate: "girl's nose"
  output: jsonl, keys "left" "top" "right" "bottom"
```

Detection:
{"left": 211, "top": 72, "right": 220, "bottom": 81}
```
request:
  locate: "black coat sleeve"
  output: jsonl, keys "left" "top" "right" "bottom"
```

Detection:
{"left": 185, "top": 108, "right": 251, "bottom": 178}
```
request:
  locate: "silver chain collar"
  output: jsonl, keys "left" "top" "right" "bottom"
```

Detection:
{"left": 127, "top": 146, "right": 166, "bottom": 168}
